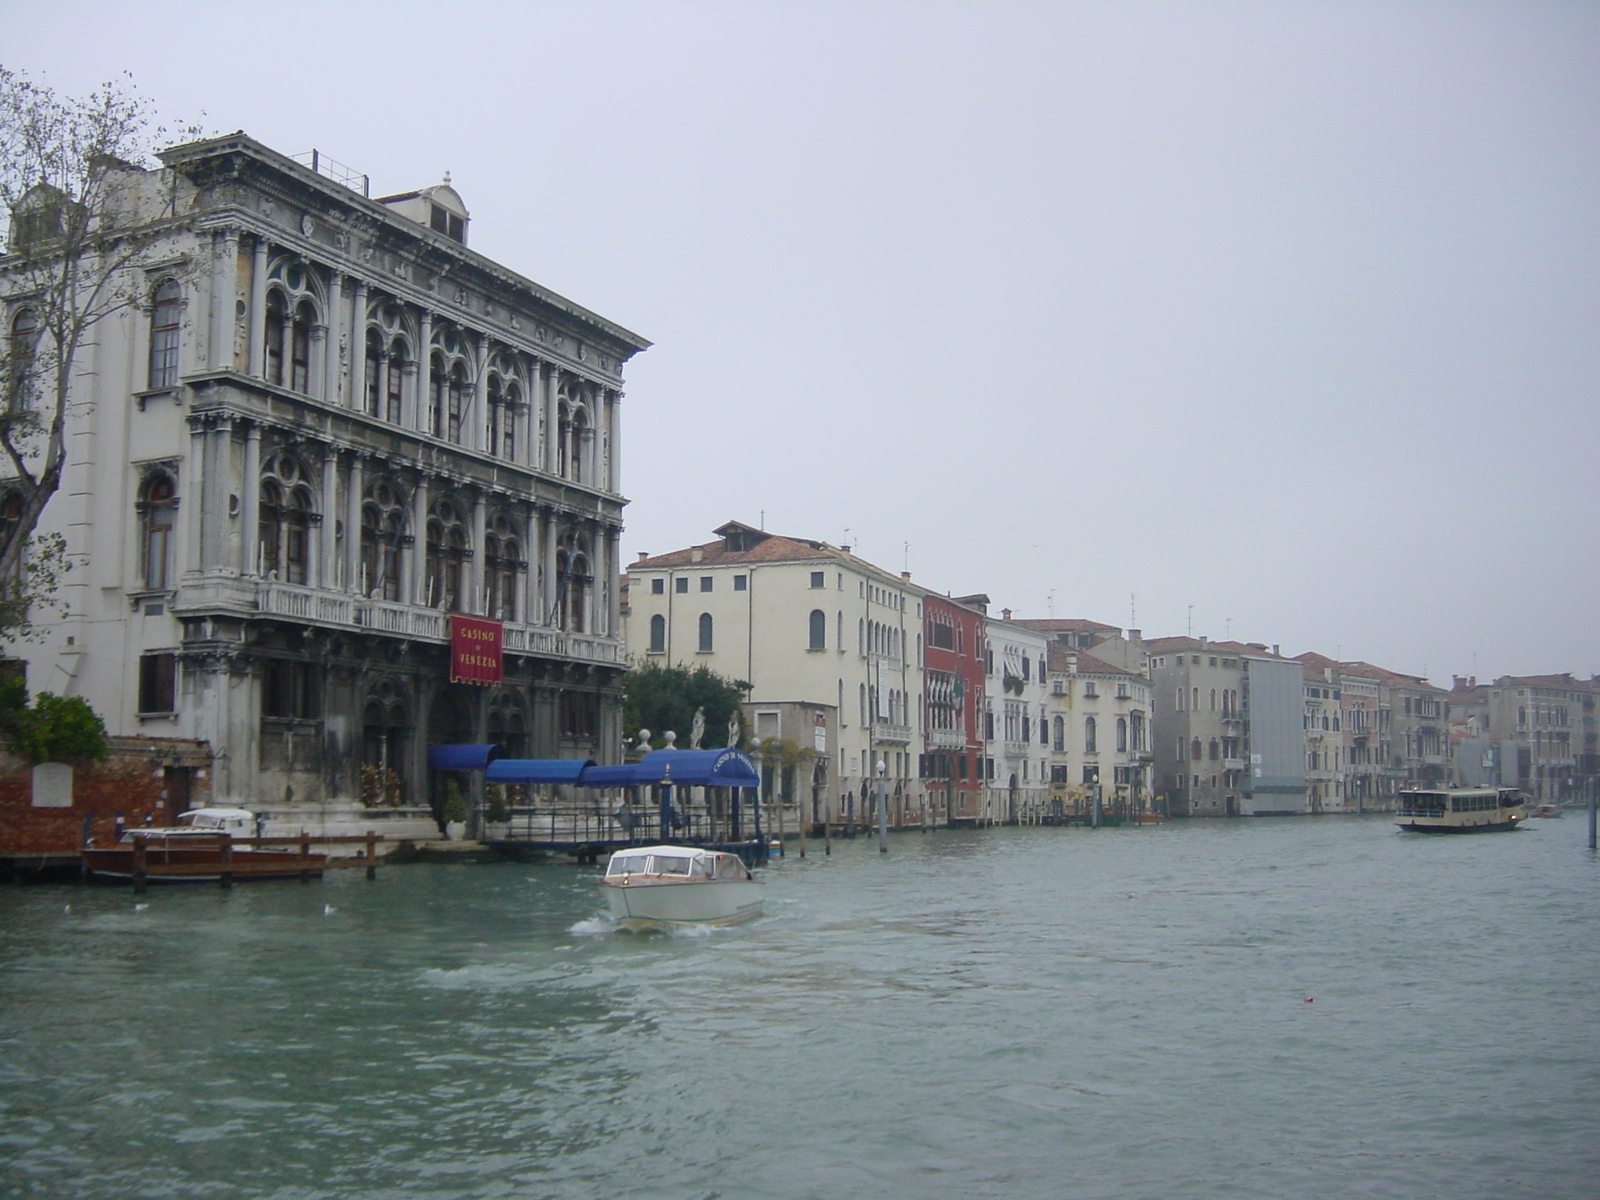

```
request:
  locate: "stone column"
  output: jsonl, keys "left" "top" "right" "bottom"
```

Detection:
{"left": 345, "top": 453, "right": 364, "bottom": 594}
{"left": 209, "top": 229, "right": 239, "bottom": 372}
{"left": 247, "top": 236, "right": 268, "bottom": 378}
{"left": 350, "top": 279, "right": 368, "bottom": 411}
{"left": 604, "top": 524, "right": 621, "bottom": 637}
{"left": 605, "top": 389, "right": 621, "bottom": 493}
{"left": 183, "top": 417, "right": 207, "bottom": 575}
{"left": 323, "top": 271, "right": 344, "bottom": 404}
{"left": 408, "top": 474, "right": 429, "bottom": 606}
{"left": 474, "top": 333, "right": 491, "bottom": 452}
{"left": 542, "top": 509, "right": 559, "bottom": 626}
{"left": 544, "top": 365, "right": 560, "bottom": 474}
{"left": 240, "top": 422, "right": 262, "bottom": 575}
{"left": 469, "top": 490, "right": 487, "bottom": 615}
{"left": 319, "top": 444, "right": 339, "bottom": 588}
{"left": 415, "top": 311, "right": 432, "bottom": 431}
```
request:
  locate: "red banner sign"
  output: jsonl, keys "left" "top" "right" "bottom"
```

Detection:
{"left": 450, "top": 615, "right": 503, "bottom": 685}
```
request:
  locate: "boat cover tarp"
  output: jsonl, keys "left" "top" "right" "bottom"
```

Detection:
{"left": 577, "top": 748, "right": 760, "bottom": 789}
{"left": 485, "top": 758, "right": 595, "bottom": 784}
{"left": 427, "top": 743, "right": 504, "bottom": 771}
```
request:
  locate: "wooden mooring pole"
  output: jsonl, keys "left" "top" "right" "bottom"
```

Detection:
{"left": 131, "top": 835, "right": 148, "bottom": 894}
{"left": 218, "top": 834, "right": 234, "bottom": 890}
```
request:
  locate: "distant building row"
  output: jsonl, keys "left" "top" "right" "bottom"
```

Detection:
{"left": 624, "top": 522, "right": 1598, "bottom": 822}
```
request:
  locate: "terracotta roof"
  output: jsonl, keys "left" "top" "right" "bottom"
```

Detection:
{"left": 629, "top": 521, "right": 911, "bottom": 587}
{"left": 1012, "top": 618, "right": 1119, "bottom": 634}
{"left": 1337, "top": 661, "right": 1443, "bottom": 692}
{"left": 1492, "top": 673, "right": 1597, "bottom": 691}
{"left": 1145, "top": 637, "right": 1290, "bottom": 660}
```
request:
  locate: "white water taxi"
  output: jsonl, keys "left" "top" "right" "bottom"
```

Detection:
{"left": 1395, "top": 788, "right": 1526, "bottom": 834}
{"left": 599, "top": 845, "right": 763, "bottom": 931}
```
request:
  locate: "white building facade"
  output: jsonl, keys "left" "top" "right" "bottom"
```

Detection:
{"left": 2, "top": 134, "right": 647, "bottom": 830}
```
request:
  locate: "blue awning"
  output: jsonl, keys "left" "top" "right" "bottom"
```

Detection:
{"left": 427, "top": 743, "right": 504, "bottom": 771}
{"left": 485, "top": 758, "right": 595, "bottom": 784}
{"left": 577, "top": 748, "right": 760, "bottom": 789}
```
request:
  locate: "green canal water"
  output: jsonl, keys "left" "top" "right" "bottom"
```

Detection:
{"left": 1, "top": 816, "right": 1596, "bottom": 1200}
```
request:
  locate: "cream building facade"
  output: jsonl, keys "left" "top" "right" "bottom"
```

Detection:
{"left": 624, "top": 522, "right": 924, "bottom": 827}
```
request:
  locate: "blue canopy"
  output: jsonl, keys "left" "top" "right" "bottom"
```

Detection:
{"left": 577, "top": 747, "right": 760, "bottom": 789}
{"left": 485, "top": 758, "right": 595, "bottom": 784}
{"left": 427, "top": 743, "right": 504, "bottom": 771}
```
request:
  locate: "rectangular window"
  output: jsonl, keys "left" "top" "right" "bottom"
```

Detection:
{"left": 674, "top": 577, "right": 688, "bottom": 593}
{"left": 262, "top": 659, "right": 322, "bottom": 721}
{"left": 700, "top": 576, "right": 713, "bottom": 592}
{"left": 733, "top": 575, "right": 747, "bottom": 591}
{"left": 138, "top": 653, "right": 177, "bottom": 714}
{"left": 651, "top": 578, "right": 664, "bottom": 595}
{"left": 810, "top": 571, "right": 825, "bottom": 588}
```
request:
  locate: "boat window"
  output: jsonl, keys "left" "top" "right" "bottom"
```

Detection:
{"left": 651, "top": 855, "right": 693, "bottom": 876}
{"left": 607, "top": 855, "right": 652, "bottom": 876}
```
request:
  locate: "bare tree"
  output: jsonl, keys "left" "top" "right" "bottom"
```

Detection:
{"left": 0, "top": 67, "right": 197, "bottom": 637}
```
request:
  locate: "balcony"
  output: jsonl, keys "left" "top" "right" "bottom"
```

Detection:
{"left": 928, "top": 728, "right": 966, "bottom": 749}
{"left": 872, "top": 723, "right": 913, "bottom": 745}
{"left": 174, "top": 577, "right": 625, "bottom": 665}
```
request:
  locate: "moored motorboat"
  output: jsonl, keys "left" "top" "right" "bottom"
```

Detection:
{"left": 1394, "top": 788, "right": 1526, "bottom": 834}
{"left": 81, "top": 808, "right": 327, "bottom": 882}
{"left": 598, "top": 844, "right": 763, "bottom": 930}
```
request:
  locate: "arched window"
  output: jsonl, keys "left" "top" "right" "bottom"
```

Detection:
{"left": 698, "top": 612, "right": 714, "bottom": 653}
{"left": 1191, "top": 738, "right": 1203, "bottom": 761}
{"left": 360, "top": 481, "right": 405, "bottom": 601}
{"left": 386, "top": 340, "right": 406, "bottom": 423}
{"left": 484, "top": 514, "right": 522, "bottom": 622}
{"left": 648, "top": 613, "right": 666, "bottom": 653}
{"left": 264, "top": 290, "right": 287, "bottom": 386}
{"left": 555, "top": 532, "right": 591, "bottom": 632}
{"left": 556, "top": 400, "right": 570, "bottom": 476}
{"left": 1052, "top": 714, "right": 1064, "bottom": 752}
{"left": 290, "top": 300, "right": 314, "bottom": 393}
{"left": 809, "top": 609, "right": 827, "bottom": 650}
{"left": 425, "top": 499, "right": 469, "bottom": 611}
{"left": 569, "top": 407, "right": 588, "bottom": 482}
{"left": 258, "top": 455, "right": 314, "bottom": 583}
{"left": 447, "top": 362, "right": 467, "bottom": 443}
{"left": 364, "top": 329, "right": 384, "bottom": 416}
{"left": 0, "top": 492, "right": 25, "bottom": 577}
{"left": 148, "top": 280, "right": 181, "bottom": 390}
{"left": 140, "top": 473, "right": 178, "bottom": 589}
{"left": 501, "top": 381, "right": 519, "bottom": 460}
{"left": 1084, "top": 716, "right": 1097, "bottom": 753}
{"left": 429, "top": 351, "right": 447, "bottom": 437}
{"left": 1208, "top": 739, "right": 1220, "bottom": 760}
{"left": 1117, "top": 717, "right": 1128, "bottom": 753}
{"left": 7, "top": 309, "right": 39, "bottom": 411}
{"left": 487, "top": 376, "right": 504, "bottom": 457}
{"left": 1209, "top": 688, "right": 1217, "bottom": 711}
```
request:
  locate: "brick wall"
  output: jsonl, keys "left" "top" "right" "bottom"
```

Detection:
{"left": 0, "top": 738, "right": 213, "bottom": 857}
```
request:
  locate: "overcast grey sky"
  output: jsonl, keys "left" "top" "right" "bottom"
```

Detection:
{"left": 13, "top": 1, "right": 1598, "bottom": 682}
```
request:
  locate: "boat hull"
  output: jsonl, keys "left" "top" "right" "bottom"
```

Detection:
{"left": 1393, "top": 818, "right": 1522, "bottom": 834}
{"left": 82, "top": 846, "right": 327, "bottom": 883}
{"left": 600, "top": 878, "right": 764, "bottom": 930}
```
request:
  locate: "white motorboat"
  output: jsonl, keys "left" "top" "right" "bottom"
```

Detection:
{"left": 598, "top": 845, "right": 763, "bottom": 931}
{"left": 81, "top": 808, "right": 327, "bottom": 882}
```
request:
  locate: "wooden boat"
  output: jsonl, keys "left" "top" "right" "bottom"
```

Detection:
{"left": 1394, "top": 788, "right": 1526, "bottom": 834}
{"left": 598, "top": 845, "right": 763, "bottom": 930}
{"left": 81, "top": 808, "right": 327, "bottom": 883}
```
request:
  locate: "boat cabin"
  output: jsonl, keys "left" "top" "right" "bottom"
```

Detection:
{"left": 603, "top": 846, "right": 753, "bottom": 882}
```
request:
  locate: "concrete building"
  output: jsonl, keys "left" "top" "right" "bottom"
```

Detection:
{"left": 1471, "top": 673, "right": 1598, "bottom": 802}
{"left": 983, "top": 611, "right": 1050, "bottom": 824}
{"left": 1, "top": 134, "right": 646, "bottom": 833}
{"left": 624, "top": 521, "right": 922, "bottom": 828}
{"left": 1042, "top": 643, "right": 1153, "bottom": 818}
{"left": 1147, "top": 638, "right": 1306, "bottom": 816}
{"left": 919, "top": 592, "right": 989, "bottom": 826}
{"left": 1337, "top": 663, "right": 1450, "bottom": 798}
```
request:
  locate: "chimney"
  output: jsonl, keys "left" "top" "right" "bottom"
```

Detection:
{"left": 1002, "top": 608, "right": 1012, "bottom": 621}
{"left": 690, "top": 547, "right": 703, "bottom": 563}
{"left": 1272, "top": 644, "right": 1280, "bottom": 657}
{"left": 901, "top": 571, "right": 911, "bottom": 581}
{"left": 635, "top": 551, "right": 649, "bottom": 563}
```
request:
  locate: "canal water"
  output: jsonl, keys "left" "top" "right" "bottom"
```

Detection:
{"left": 2, "top": 816, "right": 1595, "bottom": 1200}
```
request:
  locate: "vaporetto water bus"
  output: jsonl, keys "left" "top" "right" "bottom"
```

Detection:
{"left": 1394, "top": 788, "right": 1526, "bottom": 834}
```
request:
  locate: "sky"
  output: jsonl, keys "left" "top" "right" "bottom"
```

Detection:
{"left": 10, "top": 0, "right": 1598, "bottom": 683}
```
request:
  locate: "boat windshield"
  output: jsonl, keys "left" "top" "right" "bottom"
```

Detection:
{"left": 606, "top": 855, "right": 652, "bottom": 877}
{"left": 651, "top": 855, "right": 693, "bottom": 876}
